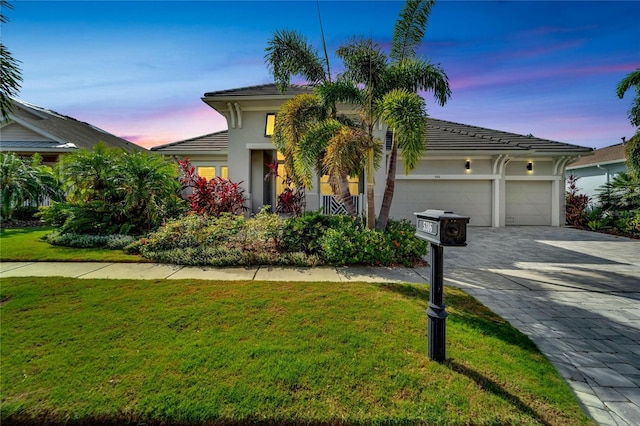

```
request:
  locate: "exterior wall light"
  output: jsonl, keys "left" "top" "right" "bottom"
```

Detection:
{"left": 527, "top": 161, "right": 533, "bottom": 171}
{"left": 465, "top": 160, "right": 471, "bottom": 170}
{"left": 265, "top": 113, "right": 276, "bottom": 137}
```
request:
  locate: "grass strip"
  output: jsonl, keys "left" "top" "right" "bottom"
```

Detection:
{"left": 0, "top": 227, "right": 143, "bottom": 262}
{"left": 1, "top": 277, "right": 592, "bottom": 425}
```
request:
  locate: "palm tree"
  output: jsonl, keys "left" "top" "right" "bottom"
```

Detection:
{"left": 0, "top": 0, "right": 22, "bottom": 120}
{"left": 265, "top": 30, "right": 367, "bottom": 217}
{"left": 616, "top": 69, "right": 640, "bottom": 177}
{"left": 0, "top": 153, "right": 62, "bottom": 220}
{"left": 115, "top": 150, "right": 181, "bottom": 232}
{"left": 337, "top": 0, "right": 451, "bottom": 230}
{"left": 616, "top": 68, "right": 640, "bottom": 128}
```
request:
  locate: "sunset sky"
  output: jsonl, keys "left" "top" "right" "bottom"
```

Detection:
{"left": 4, "top": 1, "right": 639, "bottom": 149}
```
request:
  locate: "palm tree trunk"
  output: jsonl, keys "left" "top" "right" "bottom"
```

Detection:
{"left": 338, "top": 175, "right": 357, "bottom": 216}
{"left": 376, "top": 138, "right": 397, "bottom": 230}
{"left": 366, "top": 146, "right": 375, "bottom": 228}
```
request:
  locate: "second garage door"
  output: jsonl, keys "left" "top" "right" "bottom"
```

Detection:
{"left": 505, "top": 181, "right": 552, "bottom": 225}
{"left": 391, "top": 180, "right": 492, "bottom": 226}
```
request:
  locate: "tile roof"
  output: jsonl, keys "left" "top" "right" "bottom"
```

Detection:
{"left": 203, "top": 83, "right": 313, "bottom": 98}
{"left": 151, "top": 130, "right": 229, "bottom": 153}
{"left": 2, "top": 99, "right": 142, "bottom": 152}
{"left": 567, "top": 143, "right": 626, "bottom": 168}
{"left": 389, "top": 118, "right": 592, "bottom": 154}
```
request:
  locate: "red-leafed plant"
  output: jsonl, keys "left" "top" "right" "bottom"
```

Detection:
{"left": 264, "top": 160, "right": 305, "bottom": 216}
{"left": 179, "top": 159, "right": 246, "bottom": 216}
{"left": 566, "top": 175, "right": 591, "bottom": 227}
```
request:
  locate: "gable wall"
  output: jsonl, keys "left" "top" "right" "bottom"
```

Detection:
{"left": 0, "top": 123, "right": 52, "bottom": 142}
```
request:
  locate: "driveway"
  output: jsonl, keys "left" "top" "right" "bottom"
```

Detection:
{"left": 440, "top": 226, "right": 640, "bottom": 426}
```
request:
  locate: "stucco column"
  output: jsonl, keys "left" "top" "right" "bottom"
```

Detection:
{"left": 492, "top": 178, "right": 505, "bottom": 227}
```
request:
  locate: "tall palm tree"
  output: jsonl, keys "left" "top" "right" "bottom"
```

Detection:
{"left": 616, "top": 69, "right": 640, "bottom": 177}
{"left": 265, "top": 30, "right": 366, "bottom": 216}
{"left": 0, "top": 0, "right": 22, "bottom": 120}
{"left": 616, "top": 68, "right": 640, "bottom": 128}
{"left": 337, "top": 0, "right": 451, "bottom": 230}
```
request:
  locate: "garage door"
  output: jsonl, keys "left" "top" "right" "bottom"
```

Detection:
{"left": 392, "top": 180, "right": 492, "bottom": 226}
{"left": 505, "top": 181, "right": 551, "bottom": 225}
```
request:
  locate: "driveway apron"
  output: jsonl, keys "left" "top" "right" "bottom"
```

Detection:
{"left": 441, "top": 226, "right": 640, "bottom": 426}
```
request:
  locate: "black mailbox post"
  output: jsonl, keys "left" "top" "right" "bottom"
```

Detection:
{"left": 414, "top": 210, "right": 469, "bottom": 362}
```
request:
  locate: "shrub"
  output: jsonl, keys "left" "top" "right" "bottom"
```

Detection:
{"left": 280, "top": 210, "right": 337, "bottom": 254}
{"left": 43, "top": 231, "right": 136, "bottom": 249}
{"left": 48, "top": 144, "right": 182, "bottom": 235}
{"left": 615, "top": 210, "right": 640, "bottom": 235}
{"left": 12, "top": 205, "right": 40, "bottom": 221}
{"left": 140, "top": 214, "right": 244, "bottom": 252}
{"left": 137, "top": 211, "right": 427, "bottom": 267}
{"left": 264, "top": 160, "right": 305, "bottom": 216}
{"left": 566, "top": 175, "right": 590, "bottom": 227}
{"left": 178, "top": 159, "right": 247, "bottom": 216}
{"left": 317, "top": 217, "right": 426, "bottom": 266}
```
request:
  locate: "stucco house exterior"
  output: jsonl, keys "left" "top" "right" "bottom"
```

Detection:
{"left": 0, "top": 99, "right": 141, "bottom": 165}
{"left": 565, "top": 142, "right": 628, "bottom": 202}
{"left": 152, "top": 83, "right": 593, "bottom": 227}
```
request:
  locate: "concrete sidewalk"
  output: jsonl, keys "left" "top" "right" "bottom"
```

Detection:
{"left": 0, "top": 261, "right": 431, "bottom": 284}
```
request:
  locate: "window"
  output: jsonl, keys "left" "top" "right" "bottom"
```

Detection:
{"left": 265, "top": 113, "right": 276, "bottom": 137}
{"left": 197, "top": 166, "right": 216, "bottom": 180}
{"left": 221, "top": 166, "right": 228, "bottom": 179}
{"left": 320, "top": 175, "right": 359, "bottom": 195}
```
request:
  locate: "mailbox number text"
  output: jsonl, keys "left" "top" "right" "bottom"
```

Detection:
{"left": 418, "top": 219, "right": 437, "bottom": 236}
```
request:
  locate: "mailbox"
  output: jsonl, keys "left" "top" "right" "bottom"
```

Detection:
{"left": 414, "top": 209, "right": 469, "bottom": 247}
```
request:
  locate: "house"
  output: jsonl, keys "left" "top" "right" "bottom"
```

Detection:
{"left": 565, "top": 142, "right": 628, "bottom": 202}
{"left": 153, "top": 83, "right": 594, "bottom": 227}
{"left": 0, "top": 99, "right": 142, "bottom": 165}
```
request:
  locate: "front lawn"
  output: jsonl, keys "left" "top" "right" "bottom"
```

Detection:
{"left": 0, "top": 227, "right": 143, "bottom": 262}
{"left": 1, "top": 277, "right": 592, "bottom": 425}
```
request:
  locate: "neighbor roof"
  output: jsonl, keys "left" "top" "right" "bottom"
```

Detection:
{"left": 151, "top": 130, "right": 229, "bottom": 154}
{"left": 567, "top": 143, "right": 626, "bottom": 168}
{"left": 1, "top": 99, "right": 142, "bottom": 152}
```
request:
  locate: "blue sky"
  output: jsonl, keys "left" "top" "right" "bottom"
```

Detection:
{"left": 4, "top": 1, "right": 639, "bottom": 149}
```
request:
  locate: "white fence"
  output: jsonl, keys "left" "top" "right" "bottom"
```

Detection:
{"left": 321, "top": 194, "right": 364, "bottom": 216}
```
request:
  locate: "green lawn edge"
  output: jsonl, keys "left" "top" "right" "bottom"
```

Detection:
{"left": 0, "top": 227, "right": 145, "bottom": 263}
{"left": 1, "top": 277, "right": 593, "bottom": 426}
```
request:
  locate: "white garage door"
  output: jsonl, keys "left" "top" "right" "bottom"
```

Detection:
{"left": 505, "top": 181, "right": 551, "bottom": 225}
{"left": 392, "top": 180, "right": 492, "bottom": 226}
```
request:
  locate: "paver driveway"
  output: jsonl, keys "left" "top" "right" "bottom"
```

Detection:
{"left": 441, "top": 226, "right": 640, "bottom": 426}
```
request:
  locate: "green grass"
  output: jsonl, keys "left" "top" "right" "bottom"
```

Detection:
{"left": 0, "top": 227, "right": 143, "bottom": 262}
{"left": 1, "top": 277, "right": 593, "bottom": 425}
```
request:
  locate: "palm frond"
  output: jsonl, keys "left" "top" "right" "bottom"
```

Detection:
{"left": 323, "top": 126, "right": 371, "bottom": 180}
{"left": 616, "top": 68, "right": 640, "bottom": 127}
{"left": 616, "top": 68, "right": 640, "bottom": 99}
{"left": 265, "top": 29, "right": 328, "bottom": 93}
{"left": 337, "top": 37, "right": 388, "bottom": 88}
{"left": 386, "top": 59, "right": 451, "bottom": 106}
{"left": 378, "top": 88, "right": 427, "bottom": 173}
{"left": 314, "top": 79, "right": 365, "bottom": 114}
{"left": 391, "top": 0, "right": 435, "bottom": 64}
{"left": 296, "top": 118, "right": 344, "bottom": 188}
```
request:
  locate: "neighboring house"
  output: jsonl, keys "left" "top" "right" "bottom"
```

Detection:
{"left": 153, "top": 83, "right": 593, "bottom": 227}
{"left": 0, "top": 99, "right": 142, "bottom": 165}
{"left": 565, "top": 143, "right": 628, "bottom": 202}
